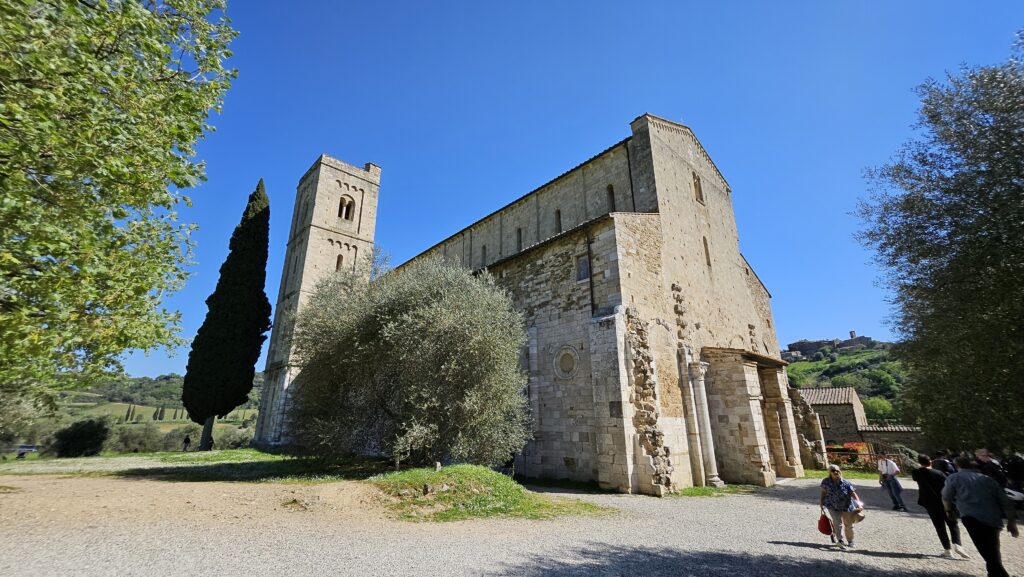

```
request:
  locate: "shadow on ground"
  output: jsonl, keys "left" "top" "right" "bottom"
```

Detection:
{"left": 758, "top": 478, "right": 931, "bottom": 519}
{"left": 483, "top": 544, "right": 964, "bottom": 577}
{"left": 113, "top": 457, "right": 389, "bottom": 483}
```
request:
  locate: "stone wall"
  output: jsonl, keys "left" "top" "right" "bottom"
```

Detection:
{"left": 788, "top": 388, "right": 827, "bottom": 469}
{"left": 413, "top": 143, "right": 641, "bottom": 270}
{"left": 813, "top": 404, "right": 863, "bottom": 445}
{"left": 488, "top": 217, "right": 621, "bottom": 484}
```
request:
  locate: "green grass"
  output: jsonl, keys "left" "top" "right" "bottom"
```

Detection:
{"left": 0, "top": 448, "right": 389, "bottom": 483}
{"left": 673, "top": 484, "right": 761, "bottom": 497}
{"left": 803, "top": 469, "right": 880, "bottom": 481}
{"left": 371, "top": 464, "right": 613, "bottom": 521}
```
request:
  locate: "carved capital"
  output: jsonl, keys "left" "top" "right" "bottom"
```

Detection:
{"left": 688, "top": 361, "right": 709, "bottom": 380}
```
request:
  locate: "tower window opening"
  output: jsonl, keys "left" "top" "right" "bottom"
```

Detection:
{"left": 516, "top": 228, "right": 523, "bottom": 252}
{"left": 703, "top": 236, "right": 712, "bottom": 268}
{"left": 693, "top": 172, "right": 705, "bottom": 204}
{"left": 555, "top": 209, "right": 562, "bottom": 233}
{"left": 481, "top": 245, "right": 487, "bottom": 267}
{"left": 607, "top": 184, "right": 616, "bottom": 212}
{"left": 335, "top": 254, "right": 344, "bottom": 272}
{"left": 338, "top": 196, "right": 355, "bottom": 220}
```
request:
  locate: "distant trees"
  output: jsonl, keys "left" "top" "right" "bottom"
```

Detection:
{"left": 859, "top": 33, "right": 1024, "bottom": 450}
{"left": 289, "top": 257, "right": 531, "bottom": 468}
{"left": 183, "top": 181, "right": 272, "bottom": 450}
{"left": 0, "top": 0, "right": 236, "bottom": 409}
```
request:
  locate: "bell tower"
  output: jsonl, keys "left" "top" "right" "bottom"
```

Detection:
{"left": 253, "top": 155, "right": 381, "bottom": 445}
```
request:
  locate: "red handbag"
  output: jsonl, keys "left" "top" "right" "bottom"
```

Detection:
{"left": 818, "top": 511, "right": 833, "bottom": 535}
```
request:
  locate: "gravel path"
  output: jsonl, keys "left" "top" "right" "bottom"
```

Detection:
{"left": 0, "top": 474, "right": 1020, "bottom": 577}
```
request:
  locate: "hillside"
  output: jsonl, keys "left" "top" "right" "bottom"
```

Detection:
{"left": 785, "top": 340, "right": 907, "bottom": 420}
{"left": 63, "top": 372, "right": 263, "bottom": 410}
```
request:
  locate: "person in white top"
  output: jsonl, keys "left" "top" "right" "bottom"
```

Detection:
{"left": 878, "top": 456, "right": 907, "bottom": 511}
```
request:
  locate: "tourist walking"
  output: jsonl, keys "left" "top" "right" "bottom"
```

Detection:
{"left": 820, "top": 464, "right": 864, "bottom": 550}
{"left": 942, "top": 456, "right": 1019, "bottom": 577}
{"left": 975, "top": 448, "right": 1009, "bottom": 488}
{"left": 878, "top": 455, "right": 907, "bottom": 511}
{"left": 912, "top": 454, "right": 969, "bottom": 559}
{"left": 932, "top": 450, "right": 958, "bottom": 476}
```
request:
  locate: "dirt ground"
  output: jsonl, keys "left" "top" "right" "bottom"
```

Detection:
{"left": 0, "top": 475, "right": 386, "bottom": 529}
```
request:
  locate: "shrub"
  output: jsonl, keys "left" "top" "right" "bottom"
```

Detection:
{"left": 51, "top": 418, "right": 110, "bottom": 457}
{"left": 107, "top": 423, "right": 163, "bottom": 453}
{"left": 161, "top": 424, "right": 203, "bottom": 451}
{"left": 217, "top": 427, "right": 254, "bottom": 449}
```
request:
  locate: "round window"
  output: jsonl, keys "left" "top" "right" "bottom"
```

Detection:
{"left": 553, "top": 346, "right": 579, "bottom": 379}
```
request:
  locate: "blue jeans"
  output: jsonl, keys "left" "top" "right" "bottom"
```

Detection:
{"left": 881, "top": 476, "right": 906, "bottom": 508}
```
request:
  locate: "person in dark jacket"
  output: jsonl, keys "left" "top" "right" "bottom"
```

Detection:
{"left": 943, "top": 456, "right": 1019, "bottom": 577}
{"left": 912, "top": 454, "right": 969, "bottom": 559}
{"left": 932, "top": 450, "right": 957, "bottom": 476}
{"left": 976, "top": 448, "right": 1009, "bottom": 488}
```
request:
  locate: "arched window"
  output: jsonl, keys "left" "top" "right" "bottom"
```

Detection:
{"left": 606, "top": 184, "right": 616, "bottom": 212}
{"left": 338, "top": 196, "right": 355, "bottom": 220}
{"left": 703, "top": 236, "right": 712, "bottom": 268}
{"left": 693, "top": 172, "right": 705, "bottom": 204}
{"left": 351, "top": 246, "right": 357, "bottom": 267}
{"left": 555, "top": 209, "right": 562, "bottom": 233}
{"left": 516, "top": 228, "right": 523, "bottom": 252}
{"left": 335, "top": 254, "right": 344, "bottom": 272}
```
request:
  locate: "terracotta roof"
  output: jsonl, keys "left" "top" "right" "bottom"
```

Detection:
{"left": 859, "top": 424, "right": 921, "bottom": 433}
{"left": 798, "top": 386, "right": 859, "bottom": 405}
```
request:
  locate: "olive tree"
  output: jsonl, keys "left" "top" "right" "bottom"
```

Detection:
{"left": 858, "top": 32, "right": 1024, "bottom": 450}
{"left": 289, "top": 257, "right": 531, "bottom": 468}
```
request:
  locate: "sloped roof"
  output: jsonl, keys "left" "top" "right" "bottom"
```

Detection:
{"left": 799, "top": 386, "right": 859, "bottom": 406}
{"left": 859, "top": 424, "right": 921, "bottom": 433}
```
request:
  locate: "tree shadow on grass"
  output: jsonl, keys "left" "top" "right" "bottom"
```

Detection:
{"left": 483, "top": 544, "right": 966, "bottom": 577}
{"left": 113, "top": 457, "right": 390, "bottom": 483}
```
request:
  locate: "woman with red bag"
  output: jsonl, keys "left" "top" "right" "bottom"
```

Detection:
{"left": 820, "top": 463, "right": 865, "bottom": 550}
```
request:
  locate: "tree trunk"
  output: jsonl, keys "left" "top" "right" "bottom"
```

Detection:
{"left": 199, "top": 416, "right": 215, "bottom": 451}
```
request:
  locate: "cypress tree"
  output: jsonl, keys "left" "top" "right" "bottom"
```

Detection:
{"left": 182, "top": 180, "right": 272, "bottom": 450}
{"left": 124, "top": 405, "right": 132, "bottom": 422}
{"left": 152, "top": 408, "right": 159, "bottom": 420}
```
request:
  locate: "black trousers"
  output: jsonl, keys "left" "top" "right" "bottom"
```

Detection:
{"left": 962, "top": 516, "right": 1008, "bottom": 577}
{"left": 924, "top": 503, "right": 961, "bottom": 549}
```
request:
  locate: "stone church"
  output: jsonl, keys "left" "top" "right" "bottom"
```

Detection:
{"left": 254, "top": 113, "right": 824, "bottom": 495}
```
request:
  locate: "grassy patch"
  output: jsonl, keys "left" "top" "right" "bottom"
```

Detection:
{"left": 0, "top": 448, "right": 389, "bottom": 483}
{"left": 0, "top": 485, "right": 20, "bottom": 493}
{"left": 803, "top": 469, "right": 880, "bottom": 481}
{"left": 673, "top": 484, "right": 760, "bottom": 497}
{"left": 371, "top": 464, "right": 612, "bottom": 521}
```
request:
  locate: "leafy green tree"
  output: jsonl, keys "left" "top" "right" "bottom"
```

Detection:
{"left": 859, "top": 33, "right": 1024, "bottom": 450}
{"left": 862, "top": 396, "right": 895, "bottom": 423}
{"left": 0, "top": 1, "right": 237, "bottom": 409}
{"left": 183, "top": 181, "right": 271, "bottom": 450}
{"left": 289, "top": 257, "right": 532, "bottom": 468}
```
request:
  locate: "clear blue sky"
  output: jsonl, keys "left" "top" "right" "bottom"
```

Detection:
{"left": 123, "top": 2, "right": 1023, "bottom": 377}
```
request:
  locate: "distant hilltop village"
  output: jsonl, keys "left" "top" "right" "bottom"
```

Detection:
{"left": 780, "top": 331, "right": 890, "bottom": 363}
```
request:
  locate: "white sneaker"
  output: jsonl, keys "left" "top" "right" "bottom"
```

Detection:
{"left": 954, "top": 544, "right": 971, "bottom": 559}
{"left": 940, "top": 549, "right": 954, "bottom": 559}
{"left": 836, "top": 542, "right": 847, "bottom": 550}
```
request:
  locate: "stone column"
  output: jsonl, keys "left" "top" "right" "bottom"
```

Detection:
{"left": 689, "top": 361, "right": 724, "bottom": 487}
{"left": 678, "top": 350, "right": 705, "bottom": 486}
